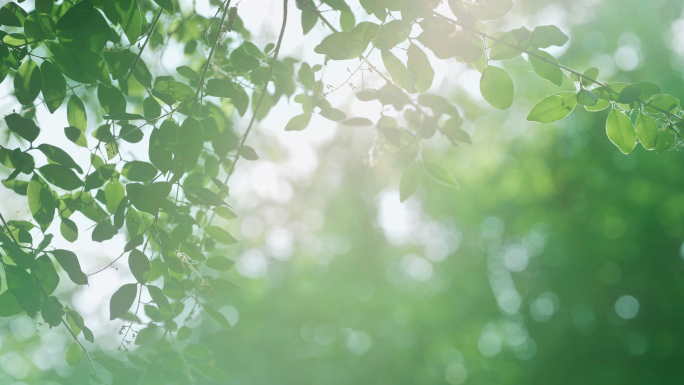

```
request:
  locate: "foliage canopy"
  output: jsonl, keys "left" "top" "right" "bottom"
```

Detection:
{"left": 0, "top": 0, "right": 683, "bottom": 384}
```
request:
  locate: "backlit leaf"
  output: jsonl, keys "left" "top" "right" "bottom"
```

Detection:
{"left": 407, "top": 44, "right": 434, "bottom": 93}
{"left": 480, "top": 66, "right": 514, "bottom": 110}
{"left": 526, "top": 92, "right": 577, "bottom": 123}
{"left": 635, "top": 113, "right": 658, "bottom": 150}
{"left": 205, "top": 226, "right": 238, "bottom": 245}
{"left": 606, "top": 109, "right": 636, "bottom": 154}
{"left": 530, "top": 51, "right": 563, "bottom": 86}
{"left": 400, "top": 162, "right": 421, "bottom": 202}
{"left": 65, "top": 342, "right": 82, "bottom": 367}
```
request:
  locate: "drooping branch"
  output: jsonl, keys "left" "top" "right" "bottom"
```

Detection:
{"left": 0, "top": 211, "right": 103, "bottom": 384}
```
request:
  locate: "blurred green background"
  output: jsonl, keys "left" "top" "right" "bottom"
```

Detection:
{"left": 3, "top": 0, "right": 684, "bottom": 384}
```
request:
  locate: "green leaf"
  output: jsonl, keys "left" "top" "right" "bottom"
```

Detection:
{"left": 530, "top": 51, "right": 563, "bottom": 86}
{"left": 60, "top": 218, "right": 78, "bottom": 243}
{"left": 645, "top": 94, "right": 679, "bottom": 114}
{"left": 78, "top": 50, "right": 111, "bottom": 86}
{"left": 0, "top": 291, "right": 22, "bottom": 317}
{"left": 443, "top": 116, "right": 471, "bottom": 144}
{"left": 374, "top": 20, "right": 411, "bottom": 50}
{"left": 35, "top": 254, "right": 60, "bottom": 295}
{"left": 65, "top": 342, "right": 82, "bottom": 367}
{"left": 155, "top": 80, "right": 195, "bottom": 102}
{"left": 178, "top": 117, "right": 203, "bottom": 167}
{"left": 206, "top": 256, "right": 235, "bottom": 271}
{"left": 103, "top": 112, "right": 145, "bottom": 121}
{"left": 423, "top": 161, "right": 459, "bottom": 189}
{"left": 480, "top": 66, "right": 514, "bottom": 110}
{"left": 35, "top": 0, "right": 54, "bottom": 15}
{"left": 67, "top": 95, "right": 87, "bottom": 132}
{"left": 400, "top": 162, "right": 421, "bottom": 202}
{"left": 407, "top": 44, "right": 434, "bottom": 93}
{"left": 40, "top": 60, "right": 66, "bottom": 114}
{"left": 3, "top": 33, "right": 28, "bottom": 46}
{"left": 92, "top": 220, "right": 117, "bottom": 242}
{"left": 577, "top": 89, "right": 599, "bottom": 107}
{"left": 319, "top": 107, "right": 347, "bottom": 122}
{"left": 38, "top": 144, "right": 83, "bottom": 173}
{"left": 143, "top": 97, "right": 162, "bottom": 120}
{"left": 66, "top": 309, "right": 94, "bottom": 342}
{"left": 632, "top": 81, "right": 661, "bottom": 101}
{"left": 5, "top": 113, "right": 39, "bottom": 142}
{"left": 116, "top": 0, "right": 141, "bottom": 44}
{"left": 194, "top": 364, "right": 229, "bottom": 382}
{"left": 28, "top": 174, "right": 55, "bottom": 231}
{"left": 232, "top": 85, "right": 249, "bottom": 116}
{"left": 635, "top": 113, "right": 658, "bottom": 150}
{"left": 202, "top": 304, "right": 232, "bottom": 328}
{"left": 104, "top": 180, "right": 125, "bottom": 213}
{"left": 0, "top": 2, "right": 27, "bottom": 27}
{"left": 530, "top": 25, "right": 569, "bottom": 48}
{"left": 147, "top": 285, "right": 172, "bottom": 314}
{"left": 177, "top": 326, "right": 192, "bottom": 341}
{"left": 183, "top": 185, "right": 228, "bottom": 206}
{"left": 39, "top": 164, "right": 83, "bottom": 190}
{"left": 128, "top": 249, "right": 150, "bottom": 284}
{"left": 5, "top": 265, "right": 41, "bottom": 318}
{"left": 122, "top": 161, "right": 158, "bottom": 182}
{"left": 215, "top": 206, "right": 237, "bottom": 220}
{"left": 489, "top": 29, "right": 528, "bottom": 61}
{"left": 585, "top": 98, "right": 610, "bottom": 112}
{"left": 134, "top": 324, "right": 159, "bottom": 345}
{"left": 109, "top": 283, "right": 137, "bottom": 320}
{"left": 593, "top": 83, "right": 642, "bottom": 104}
{"left": 449, "top": 0, "right": 512, "bottom": 21}
{"left": 152, "top": 0, "right": 174, "bottom": 14}
{"left": 124, "top": 235, "right": 143, "bottom": 253}
{"left": 149, "top": 120, "right": 179, "bottom": 173}
{"left": 25, "top": 12, "right": 56, "bottom": 41}
{"left": 314, "top": 31, "right": 369, "bottom": 60}
{"left": 285, "top": 113, "right": 312, "bottom": 131}
{"left": 2, "top": 179, "right": 28, "bottom": 196}
{"left": 205, "top": 226, "right": 238, "bottom": 245}
{"left": 51, "top": 249, "right": 88, "bottom": 285}
{"left": 606, "top": 109, "right": 636, "bottom": 154}
{"left": 97, "top": 84, "right": 126, "bottom": 115}
{"left": 381, "top": 49, "right": 415, "bottom": 93}
{"left": 301, "top": 9, "right": 317, "bottom": 35}
{"left": 341, "top": 117, "right": 373, "bottom": 126}
{"left": 65, "top": 126, "right": 88, "bottom": 147}
{"left": 129, "top": 182, "right": 171, "bottom": 215}
{"left": 119, "top": 124, "right": 143, "bottom": 144}
{"left": 321, "top": 0, "right": 351, "bottom": 12}
{"left": 340, "top": 11, "right": 355, "bottom": 32}
{"left": 41, "top": 296, "right": 64, "bottom": 327}
{"left": 238, "top": 146, "right": 259, "bottom": 161}
{"left": 655, "top": 127, "right": 676, "bottom": 154}
{"left": 581, "top": 67, "right": 599, "bottom": 86}
{"left": 176, "top": 65, "right": 199, "bottom": 81}
{"left": 526, "top": 92, "right": 577, "bottom": 123}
